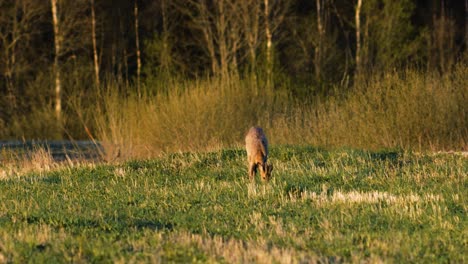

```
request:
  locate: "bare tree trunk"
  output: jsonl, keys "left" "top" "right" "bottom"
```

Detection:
{"left": 217, "top": 0, "right": 228, "bottom": 78}
{"left": 4, "top": 3, "right": 17, "bottom": 108}
{"left": 355, "top": 0, "right": 362, "bottom": 79}
{"left": 160, "top": 0, "right": 170, "bottom": 73}
{"left": 264, "top": 0, "right": 272, "bottom": 87}
{"left": 240, "top": 1, "right": 260, "bottom": 71}
{"left": 315, "top": 0, "right": 324, "bottom": 81}
{"left": 439, "top": 0, "right": 445, "bottom": 71}
{"left": 124, "top": 47, "right": 129, "bottom": 88}
{"left": 1, "top": 1, "right": 43, "bottom": 111}
{"left": 51, "top": 0, "right": 61, "bottom": 122}
{"left": 177, "top": 0, "right": 267, "bottom": 77}
{"left": 193, "top": 0, "right": 218, "bottom": 74}
{"left": 134, "top": 0, "right": 141, "bottom": 97}
{"left": 331, "top": 0, "right": 352, "bottom": 83}
{"left": 465, "top": 0, "right": 468, "bottom": 47}
{"left": 91, "top": 0, "right": 100, "bottom": 89}
{"left": 7, "top": 2, "right": 18, "bottom": 106}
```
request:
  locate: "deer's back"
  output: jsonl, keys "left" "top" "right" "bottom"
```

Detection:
{"left": 245, "top": 127, "right": 268, "bottom": 163}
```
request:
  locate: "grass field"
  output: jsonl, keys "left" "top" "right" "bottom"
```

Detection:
{"left": 0, "top": 146, "right": 466, "bottom": 263}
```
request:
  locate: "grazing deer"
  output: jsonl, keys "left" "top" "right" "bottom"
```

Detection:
{"left": 245, "top": 126, "right": 273, "bottom": 181}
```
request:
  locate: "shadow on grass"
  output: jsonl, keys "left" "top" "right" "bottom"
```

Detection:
{"left": 15, "top": 214, "right": 175, "bottom": 233}
{"left": 133, "top": 219, "right": 174, "bottom": 231}
{"left": 369, "top": 151, "right": 400, "bottom": 162}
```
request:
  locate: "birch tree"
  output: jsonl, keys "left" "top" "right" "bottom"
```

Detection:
{"left": 464, "top": 0, "right": 468, "bottom": 64}
{"left": 159, "top": 0, "right": 172, "bottom": 73}
{"left": 134, "top": 0, "right": 141, "bottom": 97}
{"left": 430, "top": 0, "right": 457, "bottom": 72}
{"left": 355, "top": 0, "right": 362, "bottom": 78}
{"left": 175, "top": 0, "right": 243, "bottom": 77}
{"left": 50, "top": 0, "right": 90, "bottom": 121}
{"left": 143, "top": 0, "right": 181, "bottom": 80}
{"left": 51, "top": 0, "right": 62, "bottom": 121}
{"left": 239, "top": 0, "right": 261, "bottom": 70}
{"left": 264, "top": 0, "right": 272, "bottom": 84}
{"left": 91, "top": 0, "right": 100, "bottom": 89}
{"left": 314, "top": 0, "right": 326, "bottom": 80}
{"left": 263, "top": 0, "right": 288, "bottom": 86}
{"left": 0, "top": 0, "right": 43, "bottom": 110}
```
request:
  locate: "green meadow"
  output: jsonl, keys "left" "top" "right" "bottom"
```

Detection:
{"left": 0, "top": 147, "right": 466, "bottom": 263}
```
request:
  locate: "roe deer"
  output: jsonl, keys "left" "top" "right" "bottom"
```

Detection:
{"left": 245, "top": 126, "right": 273, "bottom": 181}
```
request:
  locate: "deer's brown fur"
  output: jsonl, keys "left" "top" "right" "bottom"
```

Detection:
{"left": 245, "top": 127, "right": 273, "bottom": 181}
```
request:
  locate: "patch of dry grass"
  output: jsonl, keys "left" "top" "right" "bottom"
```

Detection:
{"left": 0, "top": 147, "right": 96, "bottom": 180}
{"left": 94, "top": 65, "right": 467, "bottom": 160}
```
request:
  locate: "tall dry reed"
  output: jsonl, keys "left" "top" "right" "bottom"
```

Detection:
{"left": 272, "top": 64, "right": 467, "bottom": 150}
{"left": 95, "top": 64, "right": 467, "bottom": 159}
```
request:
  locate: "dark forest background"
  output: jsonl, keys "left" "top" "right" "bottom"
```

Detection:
{"left": 0, "top": 0, "right": 466, "bottom": 155}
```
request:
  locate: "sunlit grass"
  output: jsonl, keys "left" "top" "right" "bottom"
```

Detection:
{"left": 0, "top": 147, "right": 466, "bottom": 262}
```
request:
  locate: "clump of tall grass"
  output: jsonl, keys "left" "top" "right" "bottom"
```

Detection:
{"left": 0, "top": 147, "right": 90, "bottom": 179}
{"left": 274, "top": 63, "right": 467, "bottom": 150}
{"left": 95, "top": 75, "right": 290, "bottom": 159}
{"left": 95, "top": 64, "right": 467, "bottom": 159}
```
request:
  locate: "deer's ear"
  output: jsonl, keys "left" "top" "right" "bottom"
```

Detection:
{"left": 268, "top": 163, "right": 273, "bottom": 173}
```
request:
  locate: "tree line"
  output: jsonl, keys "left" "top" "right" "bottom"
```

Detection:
{"left": 0, "top": 0, "right": 466, "bottom": 138}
